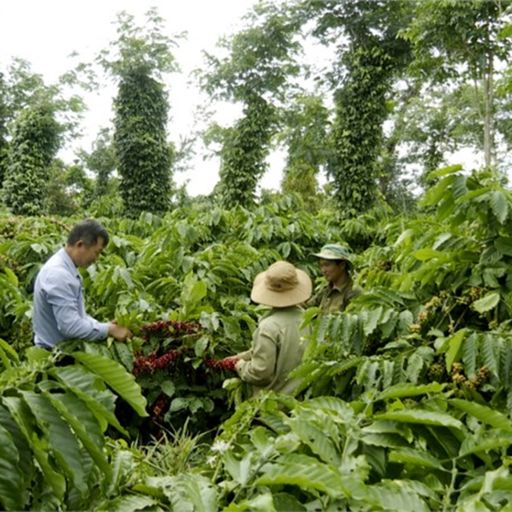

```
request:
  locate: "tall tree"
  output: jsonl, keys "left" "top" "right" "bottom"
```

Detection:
{"left": 99, "top": 9, "right": 177, "bottom": 217}
{"left": 298, "top": 0, "right": 413, "bottom": 215}
{"left": 403, "top": 0, "right": 512, "bottom": 168}
{"left": 0, "top": 73, "right": 8, "bottom": 188}
{"left": 2, "top": 103, "right": 61, "bottom": 215}
{"left": 280, "top": 94, "right": 329, "bottom": 209}
{"left": 78, "top": 128, "right": 117, "bottom": 197}
{"left": 202, "top": 1, "right": 301, "bottom": 208}
{"left": 0, "top": 58, "right": 87, "bottom": 192}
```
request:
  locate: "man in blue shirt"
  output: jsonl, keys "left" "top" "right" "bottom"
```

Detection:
{"left": 33, "top": 219, "right": 132, "bottom": 350}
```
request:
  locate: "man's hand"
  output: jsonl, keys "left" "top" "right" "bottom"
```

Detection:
{"left": 108, "top": 322, "right": 133, "bottom": 342}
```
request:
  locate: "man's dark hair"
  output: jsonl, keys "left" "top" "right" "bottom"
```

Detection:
{"left": 67, "top": 219, "right": 109, "bottom": 247}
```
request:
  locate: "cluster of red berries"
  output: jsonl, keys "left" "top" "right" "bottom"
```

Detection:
{"left": 205, "top": 357, "right": 239, "bottom": 372}
{"left": 133, "top": 349, "right": 182, "bottom": 375}
{"left": 141, "top": 320, "right": 201, "bottom": 342}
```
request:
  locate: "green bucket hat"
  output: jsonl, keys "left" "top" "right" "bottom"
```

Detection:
{"left": 313, "top": 244, "right": 353, "bottom": 263}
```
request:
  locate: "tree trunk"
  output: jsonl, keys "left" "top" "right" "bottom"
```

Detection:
{"left": 482, "top": 27, "right": 494, "bottom": 168}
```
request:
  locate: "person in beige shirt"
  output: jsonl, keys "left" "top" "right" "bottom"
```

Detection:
{"left": 223, "top": 261, "right": 312, "bottom": 395}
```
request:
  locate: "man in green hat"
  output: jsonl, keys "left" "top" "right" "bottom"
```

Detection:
{"left": 308, "top": 243, "right": 362, "bottom": 313}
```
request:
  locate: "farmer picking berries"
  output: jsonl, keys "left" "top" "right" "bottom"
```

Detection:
{"left": 222, "top": 260, "right": 312, "bottom": 395}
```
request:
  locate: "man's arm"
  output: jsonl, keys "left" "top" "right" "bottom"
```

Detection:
{"left": 235, "top": 326, "right": 277, "bottom": 387}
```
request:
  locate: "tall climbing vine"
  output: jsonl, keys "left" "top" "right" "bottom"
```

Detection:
{"left": 100, "top": 9, "right": 177, "bottom": 217}
{"left": 2, "top": 103, "right": 61, "bottom": 215}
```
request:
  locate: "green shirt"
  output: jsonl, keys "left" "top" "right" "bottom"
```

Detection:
{"left": 236, "top": 306, "right": 307, "bottom": 395}
{"left": 309, "top": 279, "right": 361, "bottom": 313}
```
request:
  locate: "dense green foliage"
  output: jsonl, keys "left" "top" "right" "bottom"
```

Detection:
{"left": 329, "top": 44, "right": 396, "bottom": 214}
{"left": 203, "top": 2, "right": 300, "bottom": 207}
{"left": 280, "top": 94, "right": 328, "bottom": 209}
{"left": 2, "top": 104, "right": 61, "bottom": 215}
{"left": 100, "top": 9, "right": 177, "bottom": 217}
{"left": 3, "top": 1, "right": 512, "bottom": 509}
{"left": 0, "top": 343, "right": 147, "bottom": 511}
{"left": 0, "top": 73, "right": 8, "bottom": 188}
{"left": 114, "top": 70, "right": 172, "bottom": 217}
{"left": 79, "top": 128, "right": 117, "bottom": 198}
{"left": 216, "top": 96, "right": 276, "bottom": 207}
{"left": 2, "top": 168, "right": 512, "bottom": 509}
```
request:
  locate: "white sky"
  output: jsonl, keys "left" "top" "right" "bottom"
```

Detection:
{"left": 0, "top": 0, "right": 288, "bottom": 196}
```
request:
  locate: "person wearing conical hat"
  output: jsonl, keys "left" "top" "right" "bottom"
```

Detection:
{"left": 308, "top": 244, "right": 362, "bottom": 313}
{"left": 223, "top": 261, "right": 312, "bottom": 395}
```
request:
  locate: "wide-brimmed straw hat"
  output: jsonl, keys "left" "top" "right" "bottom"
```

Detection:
{"left": 251, "top": 261, "right": 312, "bottom": 308}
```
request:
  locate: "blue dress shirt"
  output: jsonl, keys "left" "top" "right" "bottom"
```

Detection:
{"left": 32, "top": 248, "right": 109, "bottom": 348}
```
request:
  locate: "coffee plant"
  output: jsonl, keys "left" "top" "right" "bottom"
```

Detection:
{"left": 2, "top": 168, "right": 512, "bottom": 509}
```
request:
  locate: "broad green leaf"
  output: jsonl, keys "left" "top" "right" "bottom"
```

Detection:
{"left": 495, "top": 236, "right": 512, "bottom": 256}
{"left": 459, "top": 433, "right": 512, "bottom": 457}
{"left": 170, "top": 397, "right": 189, "bottom": 413}
{"left": 363, "top": 307, "right": 383, "bottom": 335}
{"left": 427, "top": 164, "right": 463, "bottom": 179}
{"left": 224, "top": 492, "right": 276, "bottom": 512}
{"left": 162, "top": 474, "right": 218, "bottom": 512}
{"left": 194, "top": 335, "right": 209, "bottom": 357}
{"left": 0, "top": 344, "right": 12, "bottom": 369}
{"left": 458, "top": 186, "right": 491, "bottom": 204}
{"left": 445, "top": 329, "right": 467, "bottom": 372}
{"left": 421, "top": 174, "right": 456, "bottom": 207}
{"left": 255, "top": 454, "right": 349, "bottom": 498}
{"left": 22, "top": 391, "right": 88, "bottom": 496}
{"left": 0, "top": 423, "right": 25, "bottom": 511}
{"left": 2, "top": 267, "right": 19, "bottom": 286}
{"left": 413, "top": 248, "right": 446, "bottom": 262}
{"left": 481, "top": 333, "right": 499, "bottom": 376}
{"left": 181, "top": 273, "right": 207, "bottom": 308}
{"left": 405, "top": 353, "right": 425, "bottom": 384}
{"left": 394, "top": 228, "right": 414, "bottom": 247}
{"left": 361, "top": 421, "right": 413, "bottom": 443}
{"left": 490, "top": 191, "right": 508, "bottom": 224}
{"left": 0, "top": 338, "right": 19, "bottom": 365}
{"left": 432, "top": 232, "right": 452, "bottom": 250}
{"left": 500, "top": 22, "right": 512, "bottom": 39}
{"left": 287, "top": 416, "right": 341, "bottom": 466}
{"left": 361, "top": 433, "right": 406, "bottom": 449}
{"left": 97, "top": 494, "right": 157, "bottom": 512}
{"left": 2, "top": 396, "right": 66, "bottom": 500}
{"left": 50, "top": 366, "right": 128, "bottom": 436}
{"left": 472, "top": 292, "right": 500, "bottom": 314}
{"left": 378, "top": 383, "right": 445, "bottom": 401}
{"left": 388, "top": 447, "right": 444, "bottom": 470}
{"left": 44, "top": 392, "right": 111, "bottom": 481}
{"left": 450, "top": 399, "right": 512, "bottom": 432}
{"left": 462, "top": 333, "right": 478, "bottom": 378}
{"left": 375, "top": 409, "right": 463, "bottom": 430}
{"left": 249, "top": 427, "right": 275, "bottom": 459}
{"left": 367, "top": 480, "right": 430, "bottom": 512}
{"left": 107, "top": 450, "right": 135, "bottom": 498}
{"left": 160, "top": 380, "right": 175, "bottom": 398}
{"left": 24, "top": 346, "right": 52, "bottom": 363}
{"left": 0, "top": 405, "right": 32, "bottom": 497}
{"left": 118, "top": 267, "right": 134, "bottom": 289}
{"left": 72, "top": 351, "right": 148, "bottom": 417}
{"left": 302, "top": 396, "right": 354, "bottom": 421}
{"left": 223, "top": 452, "right": 253, "bottom": 486}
